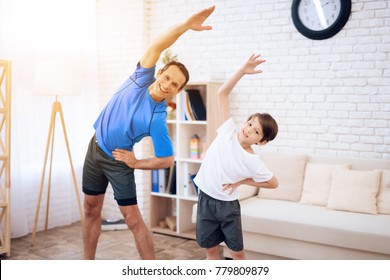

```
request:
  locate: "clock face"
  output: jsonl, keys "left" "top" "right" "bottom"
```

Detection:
{"left": 298, "top": 0, "right": 341, "bottom": 31}
{"left": 292, "top": 0, "right": 351, "bottom": 40}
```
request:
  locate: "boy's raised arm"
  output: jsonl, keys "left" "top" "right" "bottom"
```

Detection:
{"left": 140, "top": 6, "right": 215, "bottom": 68}
{"left": 217, "top": 54, "right": 266, "bottom": 122}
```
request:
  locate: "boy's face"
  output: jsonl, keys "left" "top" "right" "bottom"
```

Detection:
{"left": 238, "top": 117, "right": 266, "bottom": 146}
{"left": 150, "top": 65, "right": 186, "bottom": 102}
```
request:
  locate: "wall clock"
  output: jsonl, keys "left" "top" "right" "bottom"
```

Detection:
{"left": 292, "top": 0, "right": 351, "bottom": 40}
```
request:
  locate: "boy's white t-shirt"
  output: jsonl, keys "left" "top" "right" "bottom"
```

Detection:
{"left": 194, "top": 118, "right": 273, "bottom": 201}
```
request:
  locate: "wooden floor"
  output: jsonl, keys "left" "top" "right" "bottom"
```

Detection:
{"left": 0, "top": 221, "right": 206, "bottom": 260}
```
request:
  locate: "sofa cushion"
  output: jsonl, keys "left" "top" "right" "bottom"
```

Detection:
{"left": 240, "top": 197, "right": 390, "bottom": 256}
{"left": 377, "top": 170, "right": 390, "bottom": 214}
{"left": 258, "top": 153, "right": 307, "bottom": 201}
{"left": 327, "top": 169, "right": 380, "bottom": 215}
{"left": 300, "top": 163, "right": 350, "bottom": 206}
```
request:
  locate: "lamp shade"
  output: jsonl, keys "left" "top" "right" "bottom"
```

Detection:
{"left": 33, "top": 58, "right": 82, "bottom": 96}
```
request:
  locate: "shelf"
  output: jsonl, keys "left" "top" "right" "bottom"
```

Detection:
{"left": 150, "top": 192, "right": 198, "bottom": 201}
{"left": 179, "top": 229, "right": 196, "bottom": 239}
{"left": 178, "top": 120, "right": 207, "bottom": 125}
{"left": 177, "top": 158, "right": 202, "bottom": 164}
{"left": 0, "top": 60, "right": 11, "bottom": 257}
{"left": 150, "top": 82, "right": 222, "bottom": 241}
{"left": 151, "top": 227, "right": 178, "bottom": 236}
{"left": 151, "top": 192, "right": 177, "bottom": 199}
{"left": 151, "top": 227, "right": 196, "bottom": 240}
{"left": 167, "top": 120, "right": 207, "bottom": 126}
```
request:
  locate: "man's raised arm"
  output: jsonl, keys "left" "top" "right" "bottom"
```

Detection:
{"left": 140, "top": 6, "right": 215, "bottom": 68}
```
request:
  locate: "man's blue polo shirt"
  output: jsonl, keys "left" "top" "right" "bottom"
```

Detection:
{"left": 93, "top": 63, "right": 173, "bottom": 158}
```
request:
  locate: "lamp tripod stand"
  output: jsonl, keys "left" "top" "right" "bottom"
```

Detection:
{"left": 32, "top": 96, "right": 84, "bottom": 244}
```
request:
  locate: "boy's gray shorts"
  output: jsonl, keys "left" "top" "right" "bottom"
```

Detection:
{"left": 196, "top": 190, "right": 244, "bottom": 252}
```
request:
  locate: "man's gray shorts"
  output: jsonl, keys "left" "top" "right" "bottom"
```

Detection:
{"left": 82, "top": 135, "right": 137, "bottom": 206}
{"left": 196, "top": 190, "right": 244, "bottom": 252}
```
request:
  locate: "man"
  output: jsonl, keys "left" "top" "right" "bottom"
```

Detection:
{"left": 82, "top": 6, "right": 215, "bottom": 260}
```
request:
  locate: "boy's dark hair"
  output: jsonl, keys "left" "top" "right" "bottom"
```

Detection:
{"left": 160, "top": 61, "right": 190, "bottom": 90}
{"left": 247, "top": 113, "right": 278, "bottom": 143}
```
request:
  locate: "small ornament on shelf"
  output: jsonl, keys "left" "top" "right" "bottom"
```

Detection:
{"left": 190, "top": 134, "right": 200, "bottom": 159}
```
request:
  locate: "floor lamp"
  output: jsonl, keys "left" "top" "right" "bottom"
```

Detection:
{"left": 31, "top": 59, "right": 84, "bottom": 244}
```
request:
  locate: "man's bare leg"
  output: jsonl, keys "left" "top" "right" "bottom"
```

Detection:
{"left": 120, "top": 204, "right": 155, "bottom": 260}
{"left": 83, "top": 194, "right": 105, "bottom": 260}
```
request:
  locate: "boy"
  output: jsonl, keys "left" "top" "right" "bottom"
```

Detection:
{"left": 194, "top": 54, "right": 279, "bottom": 260}
{"left": 82, "top": 6, "right": 215, "bottom": 260}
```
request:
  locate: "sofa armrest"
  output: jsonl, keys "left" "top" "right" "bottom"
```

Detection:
{"left": 238, "top": 184, "right": 259, "bottom": 200}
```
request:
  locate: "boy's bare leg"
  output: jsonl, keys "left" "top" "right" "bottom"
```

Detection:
{"left": 206, "top": 245, "right": 222, "bottom": 260}
{"left": 230, "top": 249, "right": 246, "bottom": 260}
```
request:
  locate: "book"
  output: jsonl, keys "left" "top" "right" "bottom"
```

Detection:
{"left": 190, "top": 173, "right": 199, "bottom": 195}
{"left": 158, "top": 168, "right": 169, "bottom": 193}
{"left": 187, "top": 89, "right": 206, "bottom": 121}
{"left": 152, "top": 169, "right": 159, "bottom": 192}
{"left": 101, "top": 218, "right": 127, "bottom": 231}
{"left": 165, "top": 167, "right": 170, "bottom": 190}
{"left": 168, "top": 162, "right": 176, "bottom": 194}
{"left": 182, "top": 164, "right": 191, "bottom": 196}
{"left": 180, "top": 90, "right": 188, "bottom": 120}
{"left": 165, "top": 163, "right": 175, "bottom": 193}
{"left": 184, "top": 91, "right": 195, "bottom": 121}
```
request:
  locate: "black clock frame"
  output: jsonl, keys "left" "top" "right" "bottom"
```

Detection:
{"left": 291, "top": 0, "right": 351, "bottom": 40}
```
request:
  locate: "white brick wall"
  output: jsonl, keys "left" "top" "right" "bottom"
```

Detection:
{"left": 96, "top": 0, "right": 390, "bottom": 221}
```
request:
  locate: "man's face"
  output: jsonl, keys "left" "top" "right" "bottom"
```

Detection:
{"left": 151, "top": 65, "right": 186, "bottom": 101}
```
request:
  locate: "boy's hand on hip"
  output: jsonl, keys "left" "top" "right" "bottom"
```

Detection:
{"left": 222, "top": 182, "right": 240, "bottom": 195}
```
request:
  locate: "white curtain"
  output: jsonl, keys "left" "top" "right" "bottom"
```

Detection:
{"left": 0, "top": 0, "right": 99, "bottom": 237}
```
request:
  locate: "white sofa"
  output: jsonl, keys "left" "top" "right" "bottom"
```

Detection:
{"left": 222, "top": 153, "right": 390, "bottom": 260}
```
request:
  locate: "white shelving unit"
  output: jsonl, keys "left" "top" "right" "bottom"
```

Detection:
{"left": 150, "top": 82, "right": 222, "bottom": 239}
